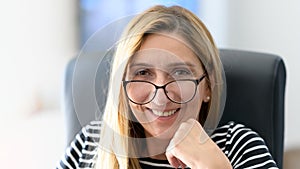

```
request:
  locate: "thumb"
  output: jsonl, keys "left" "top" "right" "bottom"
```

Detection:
{"left": 166, "top": 150, "right": 187, "bottom": 168}
{"left": 165, "top": 150, "right": 180, "bottom": 168}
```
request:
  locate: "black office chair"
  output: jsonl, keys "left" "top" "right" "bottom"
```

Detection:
{"left": 63, "top": 49, "right": 286, "bottom": 168}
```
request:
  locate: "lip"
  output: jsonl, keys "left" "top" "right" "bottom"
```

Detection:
{"left": 146, "top": 107, "right": 180, "bottom": 121}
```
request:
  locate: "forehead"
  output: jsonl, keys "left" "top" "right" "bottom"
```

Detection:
{"left": 130, "top": 34, "right": 202, "bottom": 67}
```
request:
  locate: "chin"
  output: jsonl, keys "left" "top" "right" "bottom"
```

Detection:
{"left": 144, "top": 123, "right": 178, "bottom": 140}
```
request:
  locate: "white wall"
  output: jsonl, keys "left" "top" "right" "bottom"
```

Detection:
{"left": 201, "top": 0, "right": 300, "bottom": 150}
{"left": 0, "top": 0, "right": 78, "bottom": 115}
{"left": 0, "top": 0, "right": 78, "bottom": 168}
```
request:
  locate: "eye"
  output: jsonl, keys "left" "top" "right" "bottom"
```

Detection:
{"left": 173, "top": 69, "right": 192, "bottom": 76}
{"left": 135, "top": 69, "right": 151, "bottom": 76}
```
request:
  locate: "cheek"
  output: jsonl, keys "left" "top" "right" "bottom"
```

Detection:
{"left": 128, "top": 102, "right": 152, "bottom": 123}
{"left": 128, "top": 103, "right": 142, "bottom": 121}
{"left": 177, "top": 93, "right": 202, "bottom": 123}
{"left": 190, "top": 94, "right": 202, "bottom": 114}
{"left": 198, "top": 82, "right": 209, "bottom": 101}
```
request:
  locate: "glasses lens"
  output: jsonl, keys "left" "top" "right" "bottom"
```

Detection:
{"left": 166, "top": 80, "right": 196, "bottom": 103}
{"left": 125, "top": 81, "right": 155, "bottom": 104}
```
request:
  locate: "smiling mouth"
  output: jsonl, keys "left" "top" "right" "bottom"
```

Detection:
{"left": 151, "top": 108, "right": 180, "bottom": 117}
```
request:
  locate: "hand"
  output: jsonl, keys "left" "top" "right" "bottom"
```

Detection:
{"left": 165, "top": 119, "right": 232, "bottom": 169}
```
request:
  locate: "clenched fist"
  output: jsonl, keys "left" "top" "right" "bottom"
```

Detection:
{"left": 166, "top": 119, "right": 232, "bottom": 169}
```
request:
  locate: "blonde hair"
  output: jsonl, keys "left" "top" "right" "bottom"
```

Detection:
{"left": 96, "top": 5, "right": 225, "bottom": 169}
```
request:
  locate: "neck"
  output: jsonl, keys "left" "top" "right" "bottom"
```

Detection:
{"left": 144, "top": 132, "right": 170, "bottom": 160}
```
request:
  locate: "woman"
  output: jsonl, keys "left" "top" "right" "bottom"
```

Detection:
{"left": 57, "top": 5, "right": 278, "bottom": 169}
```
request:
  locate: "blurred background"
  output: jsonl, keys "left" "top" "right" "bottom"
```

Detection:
{"left": 0, "top": 0, "right": 299, "bottom": 168}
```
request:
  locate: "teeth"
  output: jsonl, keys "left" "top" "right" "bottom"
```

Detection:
{"left": 152, "top": 109, "right": 177, "bottom": 117}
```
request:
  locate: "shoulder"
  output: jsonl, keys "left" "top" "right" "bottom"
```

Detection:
{"left": 82, "top": 121, "right": 102, "bottom": 140}
{"left": 211, "top": 122, "right": 253, "bottom": 155}
{"left": 57, "top": 121, "right": 101, "bottom": 169}
{"left": 211, "top": 121, "right": 278, "bottom": 168}
{"left": 79, "top": 120, "right": 102, "bottom": 153}
{"left": 211, "top": 121, "right": 262, "bottom": 143}
{"left": 75, "top": 120, "right": 102, "bottom": 147}
{"left": 212, "top": 121, "right": 250, "bottom": 134}
{"left": 212, "top": 121, "right": 257, "bottom": 140}
{"left": 211, "top": 122, "right": 253, "bottom": 148}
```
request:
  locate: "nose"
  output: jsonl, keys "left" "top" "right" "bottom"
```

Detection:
{"left": 152, "top": 86, "right": 169, "bottom": 105}
{"left": 150, "top": 73, "right": 170, "bottom": 105}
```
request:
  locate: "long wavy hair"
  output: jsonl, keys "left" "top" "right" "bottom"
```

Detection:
{"left": 96, "top": 5, "right": 224, "bottom": 169}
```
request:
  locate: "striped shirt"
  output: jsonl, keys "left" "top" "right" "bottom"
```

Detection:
{"left": 56, "top": 121, "right": 278, "bottom": 169}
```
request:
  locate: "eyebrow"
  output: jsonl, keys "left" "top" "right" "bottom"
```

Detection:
{"left": 167, "top": 62, "right": 198, "bottom": 68}
{"left": 129, "top": 63, "right": 154, "bottom": 68}
{"left": 129, "top": 62, "right": 198, "bottom": 68}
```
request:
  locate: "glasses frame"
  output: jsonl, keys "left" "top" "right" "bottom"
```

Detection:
{"left": 123, "top": 73, "right": 207, "bottom": 105}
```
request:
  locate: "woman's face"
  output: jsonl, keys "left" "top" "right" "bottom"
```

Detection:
{"left": 125, "top": 33, "right": 210, "bottom": 139}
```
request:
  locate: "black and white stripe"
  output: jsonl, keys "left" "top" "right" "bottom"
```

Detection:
{"left": 56, "top": 121, "right": 278, "bottom": 169}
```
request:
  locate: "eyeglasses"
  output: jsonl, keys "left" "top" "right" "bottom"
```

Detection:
{"left": 123, "top": 73, "right": 206, "bottom": 105}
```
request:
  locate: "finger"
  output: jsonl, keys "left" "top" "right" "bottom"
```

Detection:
{"left": 173, "top": 119, "right": 195, "bottom": 140}
{"left": 186, "top": 118, "right": 209, "bottom": 144}
{"left": 166, "top": 151, "right": 180, "bottom": 168}
{"left": 199, "top": 126, "right": 209, "bottom": 144}
{"left": 166, "top": 150, "right": 188, "bottom": 168}
{"left": 166, "top": 119, "right": 196, "bottom": 152}
{"left": 178, "top": 159, "right": 187, "bottom": 168}
{"left": 166, "top": 119, "right": 194, "bottom": 168}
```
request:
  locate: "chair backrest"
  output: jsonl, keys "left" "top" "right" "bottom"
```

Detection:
{"left": 63, "top": 49, "right": 286, "bottom": 168}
